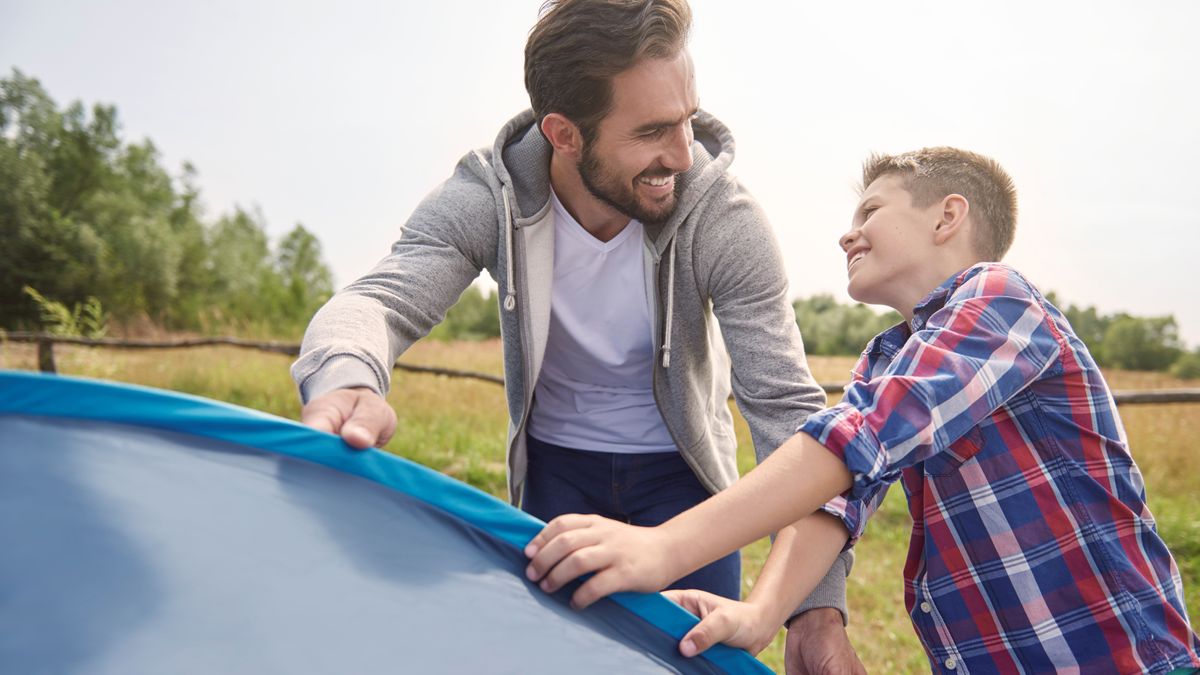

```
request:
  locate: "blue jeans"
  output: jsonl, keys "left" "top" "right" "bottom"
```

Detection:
{"left": 521, "top": 433, "right": 741, "bottom": 600}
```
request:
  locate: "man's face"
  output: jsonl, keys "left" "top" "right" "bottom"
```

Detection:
{"left": 578, "top": 51, "right": 698, "bottom": 225}
{"left": 840, "top": 174, "right": 940, "bottom": 309}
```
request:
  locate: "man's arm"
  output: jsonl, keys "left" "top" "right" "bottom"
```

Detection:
{"left": 291, "top": 154, "right": 499, "bottom": 444}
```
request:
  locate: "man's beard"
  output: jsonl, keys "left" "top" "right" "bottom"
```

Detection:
{"left": 578, "top": 143, "right": 681, "bottom": 226}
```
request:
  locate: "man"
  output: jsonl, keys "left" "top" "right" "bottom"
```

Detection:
{"left": 292, "top": 1, "right": 861, "bottom": 670}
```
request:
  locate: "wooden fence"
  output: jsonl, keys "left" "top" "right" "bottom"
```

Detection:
{"left": 5, "top": 332, "right": 1200, "bottom": 405}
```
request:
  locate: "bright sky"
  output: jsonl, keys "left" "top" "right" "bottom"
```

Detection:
{"left": 4, "top": 0, "right": 1198, "bottom": 345}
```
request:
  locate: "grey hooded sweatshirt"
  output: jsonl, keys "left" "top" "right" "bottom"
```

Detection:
{"left": 292, "top": 109, "right": 852, "bottom": 618}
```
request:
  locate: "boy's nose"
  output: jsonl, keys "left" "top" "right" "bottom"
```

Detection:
{"left": 839, "top": 229, "right": 859, "bottom": 252}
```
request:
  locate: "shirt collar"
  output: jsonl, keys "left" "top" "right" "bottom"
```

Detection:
{"left": 909, "top": 266, "right": 980, "bottom": 331}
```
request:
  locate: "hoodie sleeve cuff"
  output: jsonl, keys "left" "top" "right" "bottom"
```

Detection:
{"left": 297, "top": 354, "right": 385, "bottom": 404}
{"left": 787, "top": 549, "right": 853, "bottom": 626}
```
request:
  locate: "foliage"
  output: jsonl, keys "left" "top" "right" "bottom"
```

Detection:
{"left": 427, "top": 285, "right": 502, "bottom": 341}
{"left": 798, "top": 290, "right": 1194, "bottom": 374}
{"left": 0, "top": 69, "right": 332, "bottom": 338}
{"left": 792, "top": 294, "right": 902, "bottom": 356}
{"left": 22, "top": 285, "right": 109, "bottom": 338}
{"left": 1170, "top": 349, "right": 1200, "bottom": 380}
{"left": 1047, "top": 291, "right": 1188, "bottom": 374}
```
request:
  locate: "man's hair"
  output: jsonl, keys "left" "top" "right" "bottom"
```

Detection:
{"left": 525, "top": 0, "right": 692, "bottom": 143}
{"left": 861, "top": 147, "right": 1018, "bottom": 261}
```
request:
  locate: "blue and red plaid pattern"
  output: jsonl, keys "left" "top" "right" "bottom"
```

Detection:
{"left": 799, "top": 263, "right": 1200, "bottom": 674}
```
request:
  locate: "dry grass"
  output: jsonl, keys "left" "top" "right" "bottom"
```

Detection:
{"left": 2, "top": 340, "right": 1196, "bottom": 673}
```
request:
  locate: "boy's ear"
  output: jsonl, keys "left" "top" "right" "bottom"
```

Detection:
{"left": 540, "top": 113, "right": 583, "bottom": 159}
{"left": 933, "top": 194, "right": 970, "bottom": 246}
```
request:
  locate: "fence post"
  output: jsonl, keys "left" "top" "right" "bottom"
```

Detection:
{"left": 37, "top": 337, "right": 57, "bottom": 374}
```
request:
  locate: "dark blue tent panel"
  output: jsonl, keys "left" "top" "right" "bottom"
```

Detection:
{"left": 0, "top": 371, "right": 771, "bottom": 674}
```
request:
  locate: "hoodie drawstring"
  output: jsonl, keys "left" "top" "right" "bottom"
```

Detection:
{"left": 502, "top": 188, "right": 517, "bottom": 312}
{"left": 661, "top": 239, "right": 675, "bottom": 368}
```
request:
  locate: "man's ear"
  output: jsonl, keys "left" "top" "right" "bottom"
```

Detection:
{"left": 540, "top": 113, "right": 583, "bottom": 160}
{"left": 933, "top": 194, "right": 970, "bottom": 246}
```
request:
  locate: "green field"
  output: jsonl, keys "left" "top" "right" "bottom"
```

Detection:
{"left": 3, "top": 338, "right": 1197, "bottom": 673}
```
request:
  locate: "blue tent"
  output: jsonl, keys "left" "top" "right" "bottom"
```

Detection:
{"left": 0, "top": 371, "right": 771, "bottom": 674}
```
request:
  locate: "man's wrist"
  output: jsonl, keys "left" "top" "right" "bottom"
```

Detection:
{"left": 786, "top": 606, "right": 844, "bottom": 632}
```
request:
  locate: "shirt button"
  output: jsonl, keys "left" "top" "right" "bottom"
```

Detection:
{"left": 920, "top": 601, "right": 933, "bottom": 614}
{"left": 945, "top": 657, "right": 958, "bottom": 670}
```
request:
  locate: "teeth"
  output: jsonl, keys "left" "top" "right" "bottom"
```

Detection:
{"left": 848, "top": 252, "right": 866, "bottom": 268}
{"left": 640, "top": 175, "right": 672, "bottom": 187}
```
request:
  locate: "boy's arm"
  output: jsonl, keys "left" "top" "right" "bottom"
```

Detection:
{"left": 524, "top": 431, "right": 852, "bottom": 609}
{"left": 663, "top": 513, "right": 848, "bottom": 656}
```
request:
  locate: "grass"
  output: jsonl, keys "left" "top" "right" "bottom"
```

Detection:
{"left": 2, "top": 339, "right": 1197, "bottom": 673}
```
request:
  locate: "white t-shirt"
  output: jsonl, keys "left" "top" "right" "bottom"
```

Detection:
{"left": 525, "top": 191, "right": 677, "bottom": 454}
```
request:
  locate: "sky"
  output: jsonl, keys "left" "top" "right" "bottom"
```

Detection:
{"left": 3, "top": 0, "right": 1198, "bottom": 346}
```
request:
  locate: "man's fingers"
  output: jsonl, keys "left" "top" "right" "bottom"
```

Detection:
{"left": 299, "top": 388, "right": 395, "bottom": 450}
{"left": 300, "top": 399, "right": 343, "bottom": 435}
{"left": 680, "top": 612, "right": 734, "bottom": 657}
{"left": 342, "top": 392, "right": 396, "bottom": 449}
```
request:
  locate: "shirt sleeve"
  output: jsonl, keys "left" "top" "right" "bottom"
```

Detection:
{"left": 800, "top": 266, "right": 1065, "bottom": 515}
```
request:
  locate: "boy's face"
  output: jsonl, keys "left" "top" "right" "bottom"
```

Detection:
{"left": 840, "top": 174, "right": 941, "bottom": 311}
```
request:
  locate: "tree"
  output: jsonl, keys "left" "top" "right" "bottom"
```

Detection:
{"left": 275, "top": 223, "right": 334, "bottom": 326}
{"left": 0, "top": 69, "right": 336, "bottom": 337}
{"left": 1100, "top": 315, "right": 1184, "bottom": 372}
{"left": 792, "top": 295, "right": 902, "bottom": 356}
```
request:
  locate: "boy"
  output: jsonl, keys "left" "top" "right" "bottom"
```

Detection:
{"left": 524, "top": 147, "right": 1200, "bottom": 673}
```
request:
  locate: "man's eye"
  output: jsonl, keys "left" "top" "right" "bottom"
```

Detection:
{"left": 642, "top": 128, "right": 667, "bottom": 139}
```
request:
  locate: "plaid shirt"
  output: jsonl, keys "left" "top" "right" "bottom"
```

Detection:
{"left": 799, "top": 263, "right": 1200, "bottom": 674}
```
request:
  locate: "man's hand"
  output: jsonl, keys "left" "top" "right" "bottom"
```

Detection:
{"left": 785, "top": 608, "right": 866, "bottom": 675}
{"left": 300, "top": 387, "right": 397, "bottom": 450}
{"left": 524, "top": 514, "right": 678, "bottom": 609}
{"left": 663, "top": 589, "right": 778, "bottom": 657}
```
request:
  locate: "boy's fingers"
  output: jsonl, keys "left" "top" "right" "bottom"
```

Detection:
{"left": 680, "top": 612, "right": 733, "bottom": 657}
{"left": 525, "top": 524, "right": 599, "bottom": 581}
{"left": 524, "top": 514, "right": 598, "bottom": 561}
{"left": 663, "top": 589, "right": 709, "bottom": 617}
{"left": 540, "top": 544, "right": 609, "bottom": 594}
{"left": 570, "top": 568, "right": 627, "bottom": 610}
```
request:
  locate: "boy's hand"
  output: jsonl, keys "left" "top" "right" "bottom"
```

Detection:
{"left": 663, "top": 589, "right": 778, "bottom": 657}
{"left": 524, "top": 514, "right": 678, "bottom": 609}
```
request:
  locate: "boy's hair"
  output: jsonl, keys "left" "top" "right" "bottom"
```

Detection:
{"left": 525, "top": 0, "right": 692, "bottom": 144}
{"left": 861, "top": 147, "right": 1018, "bottom": 261}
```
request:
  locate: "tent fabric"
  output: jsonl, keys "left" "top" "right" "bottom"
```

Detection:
{"left": 0, "top": 371, "right": 772, "bottom": 674}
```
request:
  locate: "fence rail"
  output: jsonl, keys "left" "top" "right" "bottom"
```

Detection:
{"left": 6, "top": 332, "right": 1199, "bottom": 405}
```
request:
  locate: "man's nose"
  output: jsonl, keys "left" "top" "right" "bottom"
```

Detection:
{"left": 662, "top": 123, "right": 694, "bottom": 173}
